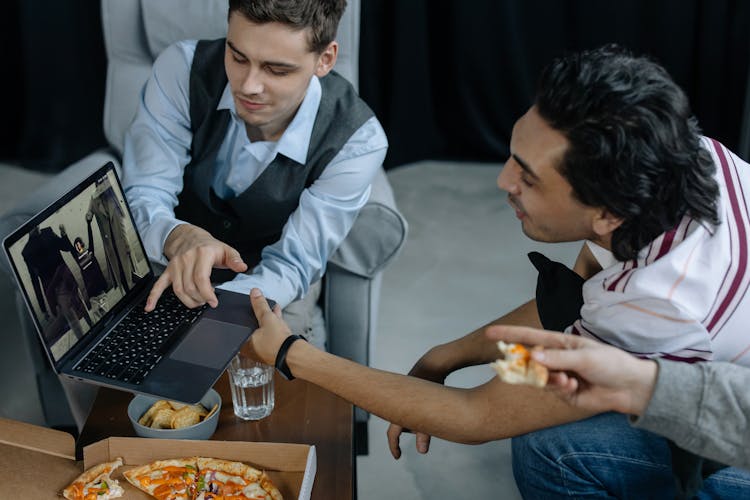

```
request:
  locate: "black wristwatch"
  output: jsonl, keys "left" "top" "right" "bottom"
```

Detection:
{"left": 274, "top": 334, "right": 307, "bottom": 380}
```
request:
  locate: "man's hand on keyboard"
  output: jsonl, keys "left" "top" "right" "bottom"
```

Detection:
{"left": 145, "top": 223, "right": 247, "bottom": 312}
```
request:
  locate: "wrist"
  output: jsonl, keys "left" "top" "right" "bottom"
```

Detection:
{"left": 626, "top": 359, "right": 658, "bottom": 416}
{"left": 164, "top": 223, "right": 208, "bottom": 259}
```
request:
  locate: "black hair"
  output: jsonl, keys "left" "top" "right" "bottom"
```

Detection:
{"left": 228, "top": 0, "right": 347, "bottom": 53}
{"left": 535, "top": 44, "right": 720, "bottom": 261}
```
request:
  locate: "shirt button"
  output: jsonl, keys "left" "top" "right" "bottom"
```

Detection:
{"left": 223, "top": 220, "right": 232, "bottom": 229}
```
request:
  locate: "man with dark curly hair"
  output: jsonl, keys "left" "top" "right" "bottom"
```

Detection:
{"left": 246, "top": 44, "right": 750, "bottom": 498}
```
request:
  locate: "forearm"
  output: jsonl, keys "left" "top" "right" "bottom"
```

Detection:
{"left": 633, "top": 360, "right": 750, "bottom": 469}
{"left": 420, "top": 299, "right": 541, "bottom": 375}
{"left": 286, "top": 339, "right": 586, "bottom": 443}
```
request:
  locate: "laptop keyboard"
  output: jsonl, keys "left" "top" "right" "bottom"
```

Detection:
{"left": 74, "top": 292, "right": 207, "bottom": 385}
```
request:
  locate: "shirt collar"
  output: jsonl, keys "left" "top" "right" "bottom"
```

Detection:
{"left": 217, "top": 76, "right": 321, "bottom": 164}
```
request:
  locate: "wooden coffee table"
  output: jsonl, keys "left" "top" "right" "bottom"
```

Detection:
{"left": 77, "top": 373, "right": 354, "bottom": 500}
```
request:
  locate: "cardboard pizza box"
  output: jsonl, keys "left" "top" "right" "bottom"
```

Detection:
{"left": 0, "top": 417, "right": 316, "bottom": 499}
{"left": 84, "top": 437, "right": 316, "bottom": 499}
{"left": 0, "top": 417, "right": 80, "bottom": 499}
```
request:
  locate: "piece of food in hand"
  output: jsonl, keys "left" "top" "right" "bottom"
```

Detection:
{"left": 195, "top": 457, "right": 282, "bottom": 500}
{"left": 490, "top": 341, "right": 548, "bottom": 387}
{"left": 123, "top": 457, "right": 199, "bottom": 500}
{"left": 62, "top": 457, "right": 124, "bottom": 500}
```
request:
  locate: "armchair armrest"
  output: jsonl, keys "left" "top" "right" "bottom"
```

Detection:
{"left": 328, "top": 167, "right": 408, "bottom": 278}
{"left": 325, "top": 166, "right": 407, "bottom": 361}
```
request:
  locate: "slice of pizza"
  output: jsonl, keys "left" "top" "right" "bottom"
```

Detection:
{"left": 123, "top": 457, "right": 198, "bottom": 500}
{"left": 62, "top": 457, "right": 125, "bottom": 500}
{"left": 490, "top": 341, "right": 549, "bottom": 387}
{"left": 195, "top": 457, "right": 282, "bottom": 500}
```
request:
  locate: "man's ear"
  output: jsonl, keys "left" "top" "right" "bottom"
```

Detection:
{"left": 314, "top": 41, "right": 338, "bottom": 77}
{"left": 592, "top": 208, "right": 624, "bottom": 237}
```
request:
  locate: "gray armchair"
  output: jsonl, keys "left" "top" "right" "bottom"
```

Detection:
{"left": 0, "top": 0, "right": 406, "bottom": 454}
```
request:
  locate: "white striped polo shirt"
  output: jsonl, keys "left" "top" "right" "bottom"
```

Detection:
{"left": 568, "top": 137, "right": 750, "bottom": 367}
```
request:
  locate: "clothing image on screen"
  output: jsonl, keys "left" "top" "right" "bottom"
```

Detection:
{"left": 21, "top": 225, "right": 93, "bottom": 343}
{"left": 88, "top": 176, "right": 135, "bottom": 294}
{"left": 65, "top": 211, "right": 109, "bottom": 300}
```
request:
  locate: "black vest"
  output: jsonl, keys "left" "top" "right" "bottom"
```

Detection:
{"left": 175, "top": 38, "right": 374, "bottom": 270}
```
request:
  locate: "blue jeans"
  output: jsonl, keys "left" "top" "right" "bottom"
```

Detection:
{"left": 512, "top": 412, "right": 750, "bottom": 499}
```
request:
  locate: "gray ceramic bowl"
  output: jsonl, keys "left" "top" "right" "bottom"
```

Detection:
{"left": 127, "top": 388, "right": 221, "bottom": 440}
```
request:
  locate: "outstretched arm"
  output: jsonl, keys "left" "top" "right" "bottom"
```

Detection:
{"left": 246, "top": 289, "right": 590, "bottom": 454}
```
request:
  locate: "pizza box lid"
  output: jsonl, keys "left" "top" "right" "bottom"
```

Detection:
{"left": 83, "top": 437, "right": 316, "bottom": 500}
{"left": 0, "top": 416, "right": 79, "bottom": 498}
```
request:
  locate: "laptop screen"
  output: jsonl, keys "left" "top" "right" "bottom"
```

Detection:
{"left": 4, "top": 163, "right": 153, "bottom": 362}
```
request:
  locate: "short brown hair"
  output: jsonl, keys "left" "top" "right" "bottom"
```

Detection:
{"left": 229, "top": 0, "right": 347, "bottom": 53}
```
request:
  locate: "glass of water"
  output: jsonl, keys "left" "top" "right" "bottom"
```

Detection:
{"left": 228, "top": 354, "right": 275, "bottom": 420}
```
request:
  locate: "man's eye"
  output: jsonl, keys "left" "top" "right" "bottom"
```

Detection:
{"left": 521, "top": 175, "right": 534, "bottom": 188}
{"left": 267, "top": 67, "right": 290, "bottom": 76}
{"left": 232, "top": 54, "right": 246, "bottom": 64}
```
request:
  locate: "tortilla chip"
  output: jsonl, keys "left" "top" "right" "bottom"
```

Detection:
{"left": 138, "top": 400, "right": 170, "bottom": 427}
{"left": 171, "top": 406, "right": 202, "bottom": 429}
{"left": 150, "top": 408, "right": 175, "bottom": 429}
{"left": 205, "top": 403, "right": 219, "bottom": 420}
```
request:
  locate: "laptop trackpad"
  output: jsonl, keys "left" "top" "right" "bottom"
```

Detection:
{"left": 168, "top": 319, "right": 249, "bottom": 370}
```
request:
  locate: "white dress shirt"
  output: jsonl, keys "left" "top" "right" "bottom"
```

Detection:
{"left": 122, "top": 40, "right": 388, "bottom": 308}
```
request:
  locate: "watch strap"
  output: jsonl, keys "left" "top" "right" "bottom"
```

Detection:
{"left": 274, "top": 334, "right": 306, "bottom": 380}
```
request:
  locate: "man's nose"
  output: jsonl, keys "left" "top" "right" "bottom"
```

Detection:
{"left": 241, "top": 68, "right": 263, "bottom": 94}
{"left": 497, "top": 162, "right": 517, "bottom": 193}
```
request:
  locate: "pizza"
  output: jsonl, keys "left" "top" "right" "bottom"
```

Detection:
{"left": 194, "top": 457, "right": 282, "bottom": 500}
{"left": 62, "top": 457, "right": 124, "bottom": 500}
{"left": 490, "top": 341, "right": 548, "bottom": 387}
{"left": 123, "top": 457, "right": 199, "bottom": 500}
{"left": 123, "top": 457, "right": 282, "bottom": 500}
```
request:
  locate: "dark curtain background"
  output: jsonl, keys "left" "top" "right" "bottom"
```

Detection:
{"left": 2, "top": 0, "right": 107, "bottom": 172}
{"left": 3, "top": 1, "right": 748, "bottom": 172}
{"left": 361, "top": 0, "right": 750, "bottom": 168}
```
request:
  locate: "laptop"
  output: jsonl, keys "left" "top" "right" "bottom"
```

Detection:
{"left": 3, "top": 162, "right": 260, "bottom": 403}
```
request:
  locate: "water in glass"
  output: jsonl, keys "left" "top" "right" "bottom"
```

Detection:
{"left": 229, "top": 359, "right": 274, "bottom": 420}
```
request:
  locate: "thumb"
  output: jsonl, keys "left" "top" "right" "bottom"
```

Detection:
{"left": 222, "top": 245, "right": 248, "bottom": 273}
{"left": 250, "top": 288, "right": 273, "bottom": 325}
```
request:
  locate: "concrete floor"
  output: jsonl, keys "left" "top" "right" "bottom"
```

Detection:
{"left": 0, "top": 160, "right": 582, "bottom": 499}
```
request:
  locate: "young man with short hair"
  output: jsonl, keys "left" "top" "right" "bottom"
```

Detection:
{"left": 246, "top": 45, "right": 750, "bottom": 497}
{"left": 122, "top": 0, "right": 387, "bottom": 347}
